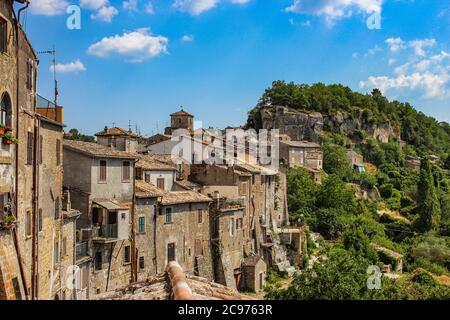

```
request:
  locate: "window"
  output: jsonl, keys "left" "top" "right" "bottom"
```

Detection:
{"left": 138, "top": 216, "right": 145, "bottom": 233}
{"left": 38, "top": 208, "right": 43, "bottom": 232}
{"left": 54, "top": 197, "right": 60, "bottom": 220}
{"left": 94, "top": 252, "right": 102, "bottom": 270}
{"left": 167, "top": 243, "right": 175, "bottom": 262}
{"left": 195, "top": 239, "right": 203, "bottom": 256}
{"left": 38, "top": 135, "right": 43, "bottom": 164}
{"left": 139, "top": 256, "right": 145, "bottom": 270}
{"left": 26, "top": 132, "right": 33, "bottom": 165}
{"left": 56, "top": 139, "right": 61, "bottom": 166}
{"left": 144, "top": 172, "right": 151, "bottom": 183}
{"left": 0, "top": 17, "right": 6, "bottom": 53}
{"left": 122, "top": 161, "right": 130, "bottom": 181}
{"left": 164, "top": 208, "right": 172, "bottom": 224}
{"left": 156, "top": 178, "right": 165, "bottom": 190}
{"left": 99, "top": 160, "right": 107, "bottom": 182}
{"left": 229, "top": 218, "right": 235, "bottom": 237}
{"left": 197, "top": 209, "right": 203, "bottom": 224}
{"left": 0, "top": 92, "right": 12, "bottom": 127}
{"left": 54, "top": 240, "right": 59, "bottom": 264}
{"left": 124, "top": 245, "right": 131, "bottom": 264}
{"left": 242, "top": 182, "right": 248, "bottom": 195}
{"left": 26, "top": 60, "right": 34, "bottom": 91}
{"left": 25, "top": 210, "right": 32, "bottom": 237}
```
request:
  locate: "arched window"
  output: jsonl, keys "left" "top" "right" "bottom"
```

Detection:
{"left": 0, "top": 92, "right": 12, "bottom": 127}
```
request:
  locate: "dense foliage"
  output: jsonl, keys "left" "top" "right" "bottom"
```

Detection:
{"left": 252, "top": 81, "right": 450, "bottom": 160}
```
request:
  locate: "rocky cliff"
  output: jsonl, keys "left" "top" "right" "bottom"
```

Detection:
{"left": 248, "top": 106, "right": 400, "bottom": 143}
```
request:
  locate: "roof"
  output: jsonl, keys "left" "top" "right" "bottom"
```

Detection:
{"left": 170, "top": 109, "right": 194, "bottom": 117}
{"left": 135, "top": 180, "right": 165, "bottom": 198}
{"left": 98, "top": 274, "right": 255, "bottom": 301}
{"left": 242, "top": 255, "right": 264, "bottom": 267}
{"left": 235, "top": 161, "right": 278, "bottom": 176}
{"left": 174, "top": 179, "right": 202, "bottom": 190}
{"left": 136, "top": 154, "right": 177, "bottom": 171}
{"left": 281, "top": 140, "right": 321, "bottom": 148}
{"left": 95, "top": 126, "right": 139, "bottom": 138}
{"left": 160, "top": 191, "right": 212, "bottom": 206}
{"left": 93, "top": 199, "right": 129, "bottom": 211}
{"left": 63, "top": 140, "right": 137, "bottom": 160}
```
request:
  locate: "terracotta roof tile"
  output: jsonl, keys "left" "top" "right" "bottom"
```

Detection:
{"left": 161, "top": 191, "right": 212, "bottom": 205}
{"left": 135, "top": 181, "right": 165, "bottom": 198}
{"left": 95, "top": 126, "right": 139, "bottom": 138}
{"left": 63, "top": 140, "right": 137, "bottom": 159}
{"left": 136, "top": 154, "right": 177, "bottom": 171}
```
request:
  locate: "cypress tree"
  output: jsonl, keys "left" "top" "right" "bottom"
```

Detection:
{"left": 416, "top": 158, "right": 441, "bottom": 232}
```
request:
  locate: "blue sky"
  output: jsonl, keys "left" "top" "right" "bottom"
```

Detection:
{"left": 21, "top": 0, "right": 450, "bottom": 136}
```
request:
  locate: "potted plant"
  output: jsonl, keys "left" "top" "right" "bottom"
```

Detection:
{"left": 0, "top": 213, "right": 16, "bottom": 229}
{"left": 0, "top": 124, "right": 6, "bottom": 135}
{"left": 2, "top": 134, "right": 18, "bottom": 145}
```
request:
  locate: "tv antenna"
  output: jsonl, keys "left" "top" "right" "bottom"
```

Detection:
{"left": 37, "top": 46, "right": 58, "bottom": 121}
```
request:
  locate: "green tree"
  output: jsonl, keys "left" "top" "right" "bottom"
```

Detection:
{"left": 286, "top": 167, "right": 318, "bottom": 219}
{"left": 322, "top": 144, "right": 351, "bottom": 179}
{"left": 316, "top": 175, "right": 357, "bottom": 215}
{"left": 415, "top": 158, "right": 441, "bottom": 232}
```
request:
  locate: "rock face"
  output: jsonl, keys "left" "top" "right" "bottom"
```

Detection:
{"left": 249, "top": 106, "right": 400, "bottom": 143}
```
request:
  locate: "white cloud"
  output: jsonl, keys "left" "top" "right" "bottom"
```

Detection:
{"left": 91, "top": 5, "right": 118, "bottom": 22}
{"left": 80, "top": 0, "right": 108, "bottom": 10}
{"left": 172, "top": 0, "right": 250, "bottom": 15}
{"left": 360, "top": 39, "right": 450, "bottom": 99}
{"left": 88, "top": 28, "right": 168, "bottom": 63}
{"left": 173, "top": 0, "right": 219, "bottom": 15}
{"left": 285, "top": 0, "right": 383, "bottom": 25}
{"left": 123, "top": 0, "right": 138, "bottom": 11}
{"left": 145, "top": 1, "right": 155, "bottom": 14}
{"left": 386, "top": 37, "right": 405, "bottom": 53}
{"left": 409, "top": 38, "right": 436, "bottom": 57}
{"left": 385, "top": 37, "right": 436, "bottom": 57}
{"left": 181, "top": 34, "right": 194, "bottom": 42}
{"left": 50, "top": 60, "right": 86, "bottom": 73}
{"left": 29, "top": 0, "right": 69, "bottom": 16}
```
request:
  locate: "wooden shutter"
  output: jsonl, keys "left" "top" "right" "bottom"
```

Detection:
{"left": 0, "top": 18, "right": 6, "bottom": 53}
{"left": 26, "top": 132, "right": 33, "bottom": 165}
{"left": 157, "top": 178, "right": 165, "bottom": 190}
{"left": 99, "top": 160, "right": 107, "bottom": 181}
{"left": 195, "top": 239, "right": 203, "bottom": 256}
{"left": 122, "top": 161, "right": 130, "bottom": 181}
{"left": 56, "top": 139, "right": 61, "bottom": 166}
{"left": 197, "top": 209, "right": 202, "bottom": 224}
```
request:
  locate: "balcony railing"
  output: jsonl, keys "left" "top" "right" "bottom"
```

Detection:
{"left": 96, "top": 224, "right": 118, "bottom": 238}
{"left": 76, "top": 242, "right": 89, "bottom": 260}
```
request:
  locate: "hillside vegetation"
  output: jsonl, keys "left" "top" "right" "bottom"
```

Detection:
{"left": 258, "top": 81, "right": 450, "bottom": 300}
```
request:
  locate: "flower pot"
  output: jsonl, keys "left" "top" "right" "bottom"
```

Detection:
{"left": 2, "top": 137, "right": 14, "bottom": 145}
{"left": 0, "top": 128, "right": 4, "bottom": 135}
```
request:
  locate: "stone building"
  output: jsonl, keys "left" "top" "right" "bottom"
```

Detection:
{"left": 95, "top": 126, "right": 140, "bottom": 153}
{"left": 156, "top": 191, "right": 213, "bottom": 280}
{"left": 164, "top": 109, "right": 194, "bottom": 136}
{"left": 63, "top": 140, "right": 137, "bottom": 298}
{"left": 1, "top": 1, "right": 78, "bottom": 300}
{"left": 241, "top": 255, "right": 267, "bottom": 293}
{"left": 136, "top": 154, "right": 177, "bottom": 192}
{"left": 205, "top": 186, "right": 245, "bottom": 289}
{"left": 347, "top": 150, "right": 366, "bottom": 172}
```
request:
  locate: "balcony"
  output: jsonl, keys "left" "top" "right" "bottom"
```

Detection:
{"left": 76, "top": 242, "right": 89, "bottom": 262}
{"left": 93, "top": 224, "right": 118, "bottom": 243}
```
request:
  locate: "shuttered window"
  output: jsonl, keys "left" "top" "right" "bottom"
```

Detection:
{"left": 0, "top": 18, "right": 6, "bottom": 53}
{"left": 99, "top": 160, "right": 107, "bottom": 182}
{"left": 39, "top": 135, "right": 43, "bottom": 164}
{"left": 56, "top": 139, "right": 61, "bottom": 166}
{"left": 197, "top": 209, "right": 203, "bottom": 224}
{"left": 122, "top": 161, "right": 130, "bottom": 181}
{"left": 26, "top": 210, "right": 32, "bottom": 237}
{"left": 54, "top": 197, "right": 60, "bottom": 220}
{"left": 26, "top": 60, "right": 33, "bottom": 91}
{"left": 26, "top": 132, "right": 33, "bottom": 165}
{"left": 138, "top": 216, "right": 145, "bottom": 233}
{"left": 124, "top": 246, "right": 131, "bottom": 264}
{"left": 157, "top": 178, "right": 165, "bottom": 190}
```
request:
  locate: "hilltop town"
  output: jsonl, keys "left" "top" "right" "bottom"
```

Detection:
{"left": 1, "top": 1, "right": 449, "bottom": 301}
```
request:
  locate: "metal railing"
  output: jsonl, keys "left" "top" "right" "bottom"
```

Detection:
{"left": 97, "top": 224, "right": 118, "bottom": 238}
{"left": 76, "top": 242, "right": 88, "bottom": 260}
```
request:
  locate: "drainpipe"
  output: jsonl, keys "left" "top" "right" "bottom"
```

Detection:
{"left": 130, "top": 160, "right": 137, "bottom": 283}
{"left": 31, "top": 118, "right": 40, "bottom": 299}
{"left": 12, "top": 0, "right": 31, "bottom": 300}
